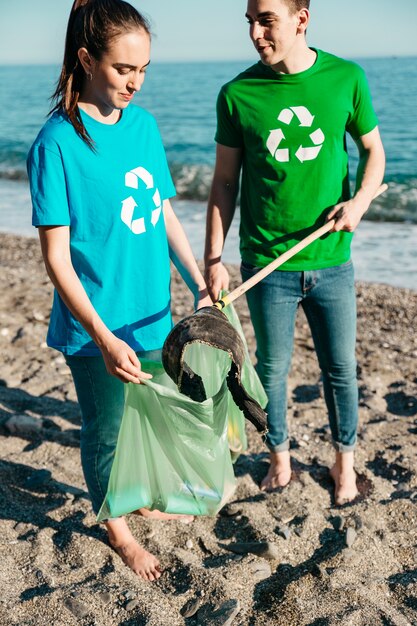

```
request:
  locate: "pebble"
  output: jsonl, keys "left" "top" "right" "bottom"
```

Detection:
{"left": 180, "top": 595, "right": 204, "bottom": 618}
{"left": 124, "top": 589, "right": 135, "bottom": 600}
{"left": 26, "top": 469, "right": 52, "bottom": 488}
{"left": 185, "top": 539, "right": 194, "bottom": 549}
{"left": 64, "top": 598, "right": 90, "bottom": 619}
{"left": 125, "top": 599, "right": 139, "bottom": 612}
{"left": 277, "top": 525, "right": 291, "bottom": 540}
{"left": 223, "top": 541, "right": 279, "bottom": 561}
{"left": 219, "top": 503, "right": 242, "bottom": 518}
{"left": 345, "top": 527, "right": 357, "bottom": 548}
{"left": 5, "top": 414, "right": 43, "bottom": 436}
{"left": 201, "top": 599, "right": 240, "bottom": 626}
{"left": 334, "top": 516, "right": 345, "bottom": 532}
{"left": 32, "top": 311, "right": 45, "bottom": 321}
{"left": 97, "top": 591, "right": 111, "bottom": 605}
{"left": 0, "top": 328, "right": 9, "bottom": 336}
{"left": 249, "top": 560, "right": 272, "bottom": 581}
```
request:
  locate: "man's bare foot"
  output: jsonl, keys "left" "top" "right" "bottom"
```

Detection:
{"left": 105, "top": 517, "right": 161, "bottom": 581}
{"left": 260, "top": 450, "right": 292, "bottom": 492}
{"left": 134, "top": 508, "right": 194, "bottom": 524}
{"left": 330, "top": 451, "right": 359, "bottom": 505}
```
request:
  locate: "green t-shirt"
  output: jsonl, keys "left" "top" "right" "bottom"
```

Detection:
{"left": 215, "top": 49, "right": 378, "bottom": 270}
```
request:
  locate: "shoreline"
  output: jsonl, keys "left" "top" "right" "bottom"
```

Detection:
{"left": 0, "top": 232, "right": 416, "bottom": 625}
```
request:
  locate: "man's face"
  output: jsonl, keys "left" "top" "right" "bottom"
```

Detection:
{"left": 246, "top": 0, "right": 302, "bottom": 69}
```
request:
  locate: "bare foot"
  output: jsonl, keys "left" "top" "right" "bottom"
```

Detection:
{"left": 111, "top": 539, "right": 162, "bottom": 581}
{"left": 105, "top": 517, "right": 161, "bottom": 581}
{"left": 330, "top": 451, "right": 359, "bottom": 505}
{"left": 260, "top": 450, "right": 292, "bottom": 492}
{"left": 134, "top": 508, "right": 194, "bottom": 524}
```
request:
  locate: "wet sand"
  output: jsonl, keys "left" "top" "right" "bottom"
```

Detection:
{"left": 0, "top": 232, "right": 416, "bottom": 626}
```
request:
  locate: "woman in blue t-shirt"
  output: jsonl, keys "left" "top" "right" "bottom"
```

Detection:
{"left": 27, "top": 0, "right": 212, "bottom": 582}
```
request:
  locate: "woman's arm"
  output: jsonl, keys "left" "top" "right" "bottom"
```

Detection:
{"left": 163, "top": 200, "right": 212, "bottom": 309}
{"left": 38, "top": 225, "right": 152, "bottom": 383}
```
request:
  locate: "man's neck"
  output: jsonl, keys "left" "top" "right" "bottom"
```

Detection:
{"left": 271, "top": 43, "right": 317, "bottom": 75}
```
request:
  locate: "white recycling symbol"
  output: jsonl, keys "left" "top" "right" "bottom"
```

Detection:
{"left": 121, "top": 166, "right": 162, "bottom": 235}
{"left": 266, "top": 106, "right": 325, "bottom": 163}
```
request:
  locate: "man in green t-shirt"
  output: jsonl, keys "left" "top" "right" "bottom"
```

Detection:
{"left": 204, "top": 0, "right": 385, "bottom": 505}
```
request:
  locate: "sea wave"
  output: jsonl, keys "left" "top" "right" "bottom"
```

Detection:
{"left": 1, "top": 160, "right": 416, "bottom": 224}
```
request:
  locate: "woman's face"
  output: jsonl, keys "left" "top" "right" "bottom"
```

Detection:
{"left": 80, "top": 28, "right": 151, "bottom": 115}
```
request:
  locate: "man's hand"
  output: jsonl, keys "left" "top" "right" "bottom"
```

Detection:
{"left": 100, "top": 336, "right": 152, "bottom": 384}
{"left": 204, "top": 261, "right": 230, "bottom": 302}
{"left": 326, "top": 196, "right": 369, "bottom": 232}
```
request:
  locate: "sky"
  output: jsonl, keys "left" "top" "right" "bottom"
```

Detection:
{"left": 1, "top": 0, "right": 416, "bottom": 64}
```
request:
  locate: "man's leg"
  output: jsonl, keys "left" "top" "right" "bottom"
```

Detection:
{"left": 301, "top": 262, "right": 359, "bottom": 504}
{"left": 241, "top": 263, "right": 300, "bottom": 490}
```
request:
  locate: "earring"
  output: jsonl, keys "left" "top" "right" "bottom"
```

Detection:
{"left": 87, "top": 72, "right": 93, "bottom": 81}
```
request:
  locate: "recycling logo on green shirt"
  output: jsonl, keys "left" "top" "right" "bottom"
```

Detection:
{"left": 266, "top": 106, "right": 325, "bottom": 164}
{"left": 121, "top": 166, "right": 162, "bottom": 235}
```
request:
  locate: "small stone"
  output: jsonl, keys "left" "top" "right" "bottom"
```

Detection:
{"left": 277, "top": 525, "right": 291, "bottom": 540}
{"left": 249, "top": 560, "right": 272, "bottom": 581}
{"left": 298, "top": 440, "right": 308, "bottom": 448}
{"left": 26, "top": 469, "right": 52, "bottom": 488}
{"left": 0, "top": 328, "right": 9, "bottom": 337}
{"left": 97, "top": 591, "right": 111, "bottom": 605}
{"left": 64, "top": 598, "right": 90, "bottom": 619}
{"left": 124, "top": 589, "right": 135, "bottom": 600}
{"left": 333, "top": 515, "right": 345, "bottom": 531}
{"left": 125, "top": 599, "right": 139, "bottom": 612}
{"left": 219, "top": 503, "right": 242, "bottom": 518}
{"left": 5, "top": 414, "right": 42, "bottom": 436}
{"left": 185, "top": 539, "right": 194, "bottom": 549}
{"left": 222, "top": 541, "right": 279, "bottom": 561}
{"left": 180, "top": 595, "right": 203, "bottom": 618}
{"left": 206, "top": 599, "right": 240, "bottom": 626}
{"left": 345, "top": 527, "right": 357, "bottom": 548}
{"left": 33, "top": 311, "right": 45, "bottom": 321}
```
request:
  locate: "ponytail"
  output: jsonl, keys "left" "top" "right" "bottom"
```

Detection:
{"left": 50, "top": 0, "right": 151, "bottom": 149}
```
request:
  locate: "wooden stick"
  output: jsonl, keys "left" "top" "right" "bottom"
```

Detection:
{"left": 214, "top": 183, "right": 388, "bottom": 310}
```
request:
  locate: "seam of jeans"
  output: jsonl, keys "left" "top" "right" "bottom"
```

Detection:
{"left": 82, "top": 358, "right": 106, "bottom": 511}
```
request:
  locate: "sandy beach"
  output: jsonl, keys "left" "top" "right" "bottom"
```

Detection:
{"left": 0, "top": 232, "right": 416, "bottom": 626}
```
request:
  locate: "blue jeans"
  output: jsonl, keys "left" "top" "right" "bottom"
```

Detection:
{"left": 241, "top": 261, "right": 358, "bottom": 453}
{"left": 65, "top": 349, "right": 161, "bottom": 514}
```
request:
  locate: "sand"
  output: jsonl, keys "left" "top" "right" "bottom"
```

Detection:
{"left": 0, "top": 232, "right": 416, "bottom": 626}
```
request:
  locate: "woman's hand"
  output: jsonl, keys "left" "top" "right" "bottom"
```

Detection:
{"left": 194, "top": 286, "right": 213, "bottom": 310}
{"left": 100, "top": 335, "right": 152, "bottom": 384}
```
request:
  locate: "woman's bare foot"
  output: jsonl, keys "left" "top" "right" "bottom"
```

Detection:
{"left": 105, "top": 517, "right": 162, "bottom": 581}
{"left": 134, "top": 508, "right": 194, "bottom": 524}
{"left": 260, "top": 450, "right": 292, "bottom": 491}
{"left": 330, "top": 451, "right": 359, "bottom": 505}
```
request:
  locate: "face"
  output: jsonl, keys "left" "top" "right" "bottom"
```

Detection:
{"left": 246, "top": 0, "right": 306, "bottom": 69}
{"left": 79, "top": 29, "right": 151, "bottom": 115}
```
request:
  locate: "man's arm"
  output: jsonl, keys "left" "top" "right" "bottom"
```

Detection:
{"left": 204, "top": 143, "right": 242, "bottom": 301}
{"left": 327, "top": 126, "right": 385, "bottom": 232}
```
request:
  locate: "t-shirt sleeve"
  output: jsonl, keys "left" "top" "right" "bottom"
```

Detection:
{"left": 150, "top": 118, "right": 176, "bottom": 200}
{"left": 346, "top": 66, "right": 379, "bottom": 140}
{"left": 214, "top": 87, "right": 243, "bottom": 148}
{"left": 27, "top": 143, "right": 70, "bottom": 227}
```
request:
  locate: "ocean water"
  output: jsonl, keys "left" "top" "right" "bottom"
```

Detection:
{"left": 0, "top": 58, "right": 416, "bottom": 289}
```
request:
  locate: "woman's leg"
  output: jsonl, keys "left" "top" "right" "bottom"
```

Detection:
{"left": 65, "top": 353, "right": 163, "bottom": 580}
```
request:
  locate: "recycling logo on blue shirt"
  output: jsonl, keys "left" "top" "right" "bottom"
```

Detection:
{"left": 266, "top": 106, "right": 325, "bottom": 163}
{"left": 121, "top": 166, "right": 162, "bottom": 235}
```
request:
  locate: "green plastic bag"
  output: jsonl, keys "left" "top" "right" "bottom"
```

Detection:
{"left": 97, "top": 301, "right": 267, "bottom": 522}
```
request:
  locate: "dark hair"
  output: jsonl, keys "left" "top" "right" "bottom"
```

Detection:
{"left": 285, "top": 0, "right": 310, "bottom": 13}
{"left": 51, "top": 0, "right": 151, "bottom": 148}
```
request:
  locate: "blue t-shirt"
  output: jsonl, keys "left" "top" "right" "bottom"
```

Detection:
{"left": 27, "top": 105, "right": 176, "bottom": 355}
